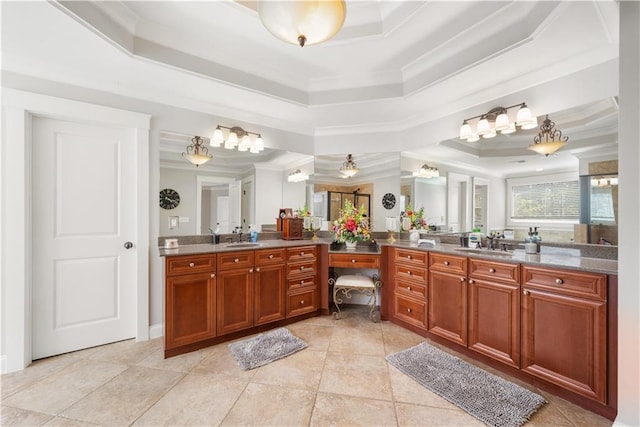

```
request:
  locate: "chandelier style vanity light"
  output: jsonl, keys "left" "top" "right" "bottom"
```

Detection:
{"left": 287, "top": 169, "right": 309, "bottom": 183}
{"left": 182, "top": 136, "right": 212, "bottom": 167}
{"left": 528, "top": 115, "right": 569, "bottom": 156}
{"left": 340, "top": 154, "right": 359, "bottom": 178}
{"left": 459, "top": 102, "right": 537, "bottom": 142}
{"left": 258, "top": 0, "right": 346, "bottom": 47}
{"left": 413, "top": 164, "right": 440, "bottom": 178}
{"left": 210, "top": 125, "right": 264, "bottom": 153}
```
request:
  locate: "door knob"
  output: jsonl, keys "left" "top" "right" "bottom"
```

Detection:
{"left": 124, "top": 241, "right": 133, "bottom": 249}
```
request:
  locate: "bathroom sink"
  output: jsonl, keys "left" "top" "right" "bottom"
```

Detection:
{"left": 454, "top": 248, "right": 513, "bottom": 258}
{"left": 224, "top": 242, "right": 263, "bottom": 249}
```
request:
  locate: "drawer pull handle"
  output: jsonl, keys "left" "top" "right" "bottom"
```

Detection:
{"left": 469, "top": 279, "right": 474, "bottom": 284}
{"left": 189, "top": 262, "right": 195, "bottom": 268}
{"left": 268, "top": 254, "right": 274, "bottom": 259}
{"left": 234, "top": 258, "right": 239, "bottom": 263}
{"left": 489, "top": 268, "right": 496, "bottom": 273}
{"left": 407, "top": 308, "right": 412, "bottom": 313}
{"left": 444, "top": 261, "right": 450, "bottom": 266}
{"left": 460, "top": 277, "right": 465, "bottom": 282}
{"left": 407, "top": 255, "right": 412, "bottom": 260}
{"left": 210, "top": 273, "right": 216, "bottom": 278}
{"left": 407, "top": 270, "right": 412, "bottom": 276}
{"left": 351, "top": 259, "right": 356, "bottom": 263}
{"left": 555, "top": 278, "right": 564, "bottom": 285}
{"left": 407, "top": 286, "right": 412, "bottom": 291}
{"left": 523, "top": 290, "right": 530, "bottom": 296}
{"left": 300, "top": 280, "right": 304, "bottom": 285}
{"left": 249, "top": 268, "right": 253, "bottom": 273}
{"left": 300, "top": 266, "right": 304, "bottom": 270}
{"left": 300, "top": 300, "right": 305, "bottom": 305}
{"left": 255, "top": 267, "right": 260, "bottom": 272}
{"left": 300, "top": 252, "right": 305, "bottom": 256}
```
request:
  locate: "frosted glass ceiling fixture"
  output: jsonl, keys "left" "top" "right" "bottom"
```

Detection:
{"left": 258, "top": 0, "right": 347, "bottom": 47}
{"left": 288, "top": 169, "right": 309, "bottom": 183}
{"left": 528, "top": 115, "right": 569, "bottom": 156}
{"left": 459, "top": 102, "right": 537, "bottom": 141}
{"left": 182, "top": 136, "right": 212, "bottom": 167}
{"left": 340, "top": 154, "right": 359, "bottom": 178}
{"left": 211, "top": 125, "right": 264, "bottom": 153}
{"left": 413, "top": 164, "right": 440, "bottom": 178}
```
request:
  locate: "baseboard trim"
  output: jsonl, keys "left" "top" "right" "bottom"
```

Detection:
{"left": 149, "top": 323, "right": 164, "bottom": 340}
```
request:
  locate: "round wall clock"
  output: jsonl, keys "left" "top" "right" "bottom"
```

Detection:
{"left": 382, "top": 193, "right": 396, "bottom": 209}
{"left": 159, "top": 188, "right": 180, "bottom": 210}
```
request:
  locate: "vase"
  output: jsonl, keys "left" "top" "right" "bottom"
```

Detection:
{"left": 409, "top": 229, "right": 420, "bottom": 243}
{"left": 345, "top": 240, "right": 357, "bottom": 250}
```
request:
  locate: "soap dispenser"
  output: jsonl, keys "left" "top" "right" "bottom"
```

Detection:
{"left": 249, "top": 225, "right": 258, "bottom": 242}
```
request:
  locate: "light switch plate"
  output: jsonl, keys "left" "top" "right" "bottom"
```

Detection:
{"left": 169, "top": 216, "right": 179, "bottom": 229}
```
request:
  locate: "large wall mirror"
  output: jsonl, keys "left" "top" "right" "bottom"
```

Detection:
{"left": 400, "top": 154, "right": 448, "bottom": 231}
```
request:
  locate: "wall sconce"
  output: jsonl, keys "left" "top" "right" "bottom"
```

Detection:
{"left": 182, "top": 136, "right": 212, "bottom": 167}
{"left": 528, "top": 115, "right": 569, "bottom": 156}
{"left": 413, "top": 164, "right": 440, "bottom": 178}
{"left": 211, "top": 125, "right": 264, "bottom": 153}
{"left": 459, "top": 102, "right": 537, "bottom": 141}
{"left": 258, "top": 0, "right": 346, "bottom": 47}
{"left": 340, "top": 154, "right": 359, "bottom": 178}
{"left": 287, "top": 169, "right": 309, "bottom": 183}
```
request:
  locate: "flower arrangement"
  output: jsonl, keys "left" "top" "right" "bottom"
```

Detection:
{"left": 401, "top": 203, "right": 427, "bottom": 230}
{"left": 297, "top": 204, "right": 311, "bottom": 218}
{"left": 332, "top": 199, "right": 371, "bottom": 243}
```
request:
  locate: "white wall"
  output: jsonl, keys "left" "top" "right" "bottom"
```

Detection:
{"left": 159, "top": 168, "right": 198, "bottom": 235}
{"left": 254, "top": 168, "right": 284, "bottom": 229}
{"left": 414, "top": 178, "right": 447, "bottom": 226}
{"left": 372, "top": 175, "right": 401, "bottom": 232}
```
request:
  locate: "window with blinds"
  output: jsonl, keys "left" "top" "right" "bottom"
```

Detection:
{"left": 511, "top": 180, "right": 580, "bottom": 220}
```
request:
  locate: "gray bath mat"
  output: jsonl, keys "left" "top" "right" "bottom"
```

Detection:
{"left": 228, "top": 327, "right": 307, "bottom": 370}
{"left": 386, "top": 342, "right": 546, "bottom": 427}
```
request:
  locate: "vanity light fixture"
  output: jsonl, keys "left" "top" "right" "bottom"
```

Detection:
{"left": 340, "top": 154, "right": 359, "bottom": 178}
{"left": 528, "top": 115, "right": 569, "bottom": 156}
{"left": 287, "top": 169, "right": 309, "bottom": 183}
{"left": 210, "top": 125, "right": 264, "bottom": 153}
{"left": 459, "top": 102, "right": 537, "bottom": 141}
{"left": 412, "top": 164, "right": 440, "bottom": 178}
{"left": 258, "top": 0, "right": 346, "bottom": 47}
{"left": 182, "top": 136, "right": 212, "bottom": 167}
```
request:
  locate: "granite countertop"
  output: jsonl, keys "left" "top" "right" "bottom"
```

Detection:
{"left": 158, "top": 238, "right": 618, "bottom": 275}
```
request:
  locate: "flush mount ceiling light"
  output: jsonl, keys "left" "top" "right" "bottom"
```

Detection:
{"left": 210, "top": 125, "right": 264, "bottom": 153}
{"left": 412, "top": 164, "right": 440, "bottom": 178}
{"left": 288, "top": 169, "right": 309, "bottom": 183}
{"left": 258, "top": 0, "right": 346, "bottom": 47}
{"left": 528, "top": 115, "right": 569, "bottom": 156}
{"left": 182, "top": 136, "right": 212, "bottom": 167}
{"left": 459, "top": 102, "right": 538, "bottom": 141}
{"left": 340, "top": 154, "right": 359, "bottom": 178}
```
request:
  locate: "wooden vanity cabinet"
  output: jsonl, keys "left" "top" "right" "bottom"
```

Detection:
{"left": 216, "top": 251, "right": 255, "bottom": 335}
{"left": 521, "top": 266, "right": 608, "bottom": 404}
{"left": 428, "top": 253, "right": 468, "bottom": 346}
{"left": 254, "top": 248, "right": 286, "bottom": 326}
{"left": 286, "top": 246, "right": 318, "bottom": 317}
{"left": 468, "top": 258, "right": 521, "bottom": 368}
{"left": 165, "top": 254, "right": 217, "bottom": 351}
{"left": 392, "top": 248, "right": 428, "bottom": 330}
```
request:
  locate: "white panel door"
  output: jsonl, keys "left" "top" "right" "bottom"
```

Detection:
{"left": 228, "top": 181, "right": 241, "bottom": 231}
{"left": 216, "top": 196, "right": 230, "bottom": 234}
{"left": 32, "top": 117, "right": 137, "bottom": 359}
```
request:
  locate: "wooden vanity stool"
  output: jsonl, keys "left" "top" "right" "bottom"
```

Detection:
{"left": 329, "top": 274, "right": 382, "bottom": 322}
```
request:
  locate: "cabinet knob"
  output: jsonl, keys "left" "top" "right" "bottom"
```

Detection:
{"left": 407, "top": 308, "right": 412, "bottom": 313}
{"left": 249, "top": 268, "right": 254, "bottom": 273}
{"left": 469, "top": 279, "right": 474, "bottom": 284}
{"left": 300, "top": 300, "right": 305, "bottom": 305}
{"left": 210, "top": 273, "right": 216, "bottom": 278}
{"left": 523, "top": 289, "right": 530, "bottom": 296}
{"left": 300, "top": 266, "right": 304, "bottom": 270}
{"left": 255, "top": 267, "right": 260, "bottom": 272}
{"left": 268, "top": 254, "right": 274, "bottom": 259}
{"left": 555, "top": 278, "right": 564, "bottom": 285}
{"left": 407, "top": 270, "right": 412, "bottom": 276}
{"left": 407, "top": 286, "right": 412, "bottom": 291}
{"left": 351, "top": 259, "right": 356, "bottom": 263}
{"left": 189, "top": 262, "right": 195, "bottom": 268}
{"left": 300, "top": 252, "right": 305, "bottom": 256}
{"left": 234, "top": 258, "right": 239, "bottom": 263}
{"left": 489, "top": 268, "right": 496, "bottom": 273}
{"left": 300, "top": 280, "right": 304, "bottom": 285}
{"left": 460, "top": 277, "right": 465, "bottom": 282}
{"left": 444, "top": 261, "right": 450, "bottom": 265}
{"left": 407, "top": 255, "right": 412, "bottom": 260}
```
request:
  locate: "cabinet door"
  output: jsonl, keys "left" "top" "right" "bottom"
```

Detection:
{"left": 165, "top": 272, "right": 216, "bottom": 350}
{"left": 468, "top": 278, "right": 520, "bottom": 368}
{"left": 217, "top": 268, "right": 254, "bottom": 335}
{"left": 522, "top": 288, "right": 607, "bottom": 403}
{"left": 428, "top": 270, "right": 467, "bottom": 346}
{"left": 254, "top": 264, "right": 286, "bottom": 326}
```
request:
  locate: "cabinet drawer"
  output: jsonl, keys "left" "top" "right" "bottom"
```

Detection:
{"left": 394, "top": 249, "right": 427, "bottom": 267}
{"left": 255, "top": 248, "right": 286, "bottom": 266}
{"left": 166, "top": 254, "right": 216, "bottom": 276}
{"left": 287, "top": 288, "right": 318, "bottom": 317}
{"left": 287, "top": 246, "right": 317, "bottom": 262}
{"left": 395, "top": 278, "right": 427, "bottom": 300}
{"left": 469, "top": 259, "right": 520, "bottom": 285}
{"left": 287, "top": 260, "right": 316, "bottom": 278}
{"left": 394, "top": 294, "right": 427, "bottom": 329}
{"left": 287, "top": 276, "right": 316, "bottom": 291}
{"left": 429, "top": 253, "right": 467, "bottom": 275}
{"left": 522, "top": 266, "right": 607, "bottom": 301}
{"left": 329, "top": 253, "right": 380, "bottom": 269}
{"left": 394, "top": 264, "right": 428, "bottom": 284}
{"left": 217, "top": 251, "right": 255, "bottom": 271}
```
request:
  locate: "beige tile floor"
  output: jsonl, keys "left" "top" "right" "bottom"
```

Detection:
{"left": 1, "top": 306, "right": 613, "bottom": 427}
